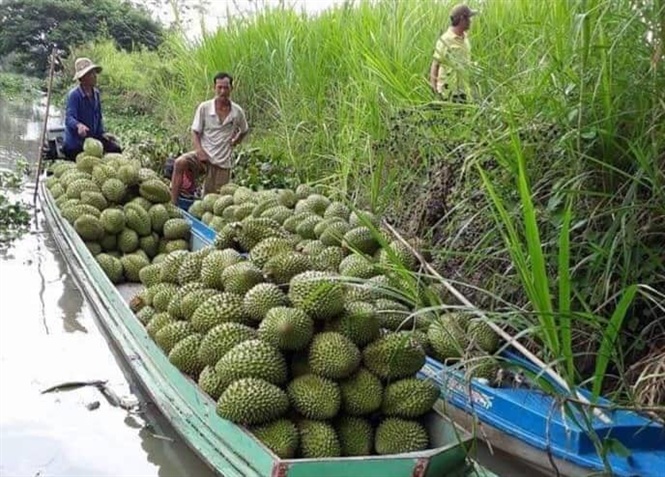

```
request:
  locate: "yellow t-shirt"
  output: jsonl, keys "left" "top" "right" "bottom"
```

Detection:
{"left": 433, "top": 28, "right": 472, "bottom": 97}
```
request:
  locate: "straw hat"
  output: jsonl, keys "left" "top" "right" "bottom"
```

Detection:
{"left": 73, "top": 57, "right": 102, "bottom": 81}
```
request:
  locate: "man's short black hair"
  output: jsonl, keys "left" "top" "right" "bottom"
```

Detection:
{"left": 213, "top": 72, "right": 233, "bottom": 86}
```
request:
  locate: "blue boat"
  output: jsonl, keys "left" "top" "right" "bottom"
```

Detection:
{"left": 418, "top": 354, "right": 665, "bottom": 477}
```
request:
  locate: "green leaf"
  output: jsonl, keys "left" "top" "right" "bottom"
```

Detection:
{"left": 558, "top": 196, "right": 573, "bottom": 378}
{"left": 604, "top": 438, "right": 632, "bottom": 459}
{"left": 591, "top": 285, "right": 637, "bottom": 400}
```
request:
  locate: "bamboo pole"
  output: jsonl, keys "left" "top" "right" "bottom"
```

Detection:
{"left": 381, "top": 220, "right": 613, "bottom": 425}
{"left": 33, "top": 47, "right": 57, "bottom": 204}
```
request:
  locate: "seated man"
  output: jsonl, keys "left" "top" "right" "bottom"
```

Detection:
{"left": 163, "top": 156, "right": 197, "bottom": 198}
{"left": 170, "top": 72, "right": 249, "bottom": 204}
{"left": 63, "top": 57, "right": 122, "bottom": 160}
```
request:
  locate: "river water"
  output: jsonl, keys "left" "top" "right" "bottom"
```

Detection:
{"left": 0, "top": 96, "right": 215, "bottom": 477}
{"left": 0, "top": 95, "right": 541, "bottom": 477}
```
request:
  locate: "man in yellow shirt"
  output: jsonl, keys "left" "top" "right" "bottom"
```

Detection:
{"left": 429, "top": 4, "right": 477, "bottom": 102}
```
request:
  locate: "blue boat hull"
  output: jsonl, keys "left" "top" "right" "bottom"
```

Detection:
{"left": 419, "top": 355, "right": 665, "bottom": 477}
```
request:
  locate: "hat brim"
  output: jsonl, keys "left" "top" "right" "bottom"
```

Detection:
{"left": 74, "top": 64, "right": 102, "bottom": 80}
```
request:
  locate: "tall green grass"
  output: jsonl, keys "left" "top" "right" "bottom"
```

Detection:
{"left": 82, "top": 0, "right": 664, "bottom": 411}
{"left": 150, "top": 0, "right": 444, "bottom": 197}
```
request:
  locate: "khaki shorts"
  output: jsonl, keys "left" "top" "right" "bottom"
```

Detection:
{"left": 182, "top": 151, "right": 231, "bottom": 195}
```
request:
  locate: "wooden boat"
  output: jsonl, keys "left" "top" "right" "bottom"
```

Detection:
{"left": 38, "top": 181, "right": 498, "bottom": 477}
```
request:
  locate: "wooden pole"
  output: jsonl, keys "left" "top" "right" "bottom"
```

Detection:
{"left": 33, "top": 47, "right": 57, "bottom": 204}
{"left": 381, "top": 220, "right": 613, "bottom": 424}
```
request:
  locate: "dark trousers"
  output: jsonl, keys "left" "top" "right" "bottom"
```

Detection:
{"left": 438, "top": 83, "right": 468, "bottom": 103}
{"left": 449, "top": 92, "right": 467, "bottom": 103}
{"left": 63, "top": 137, "right": 122, "bottom": 161}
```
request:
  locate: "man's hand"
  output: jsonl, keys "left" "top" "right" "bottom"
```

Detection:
{"left": 77, "top": 123, "right": 89, "bottom": 137}
{"left": 196, "top": 148, "right": 208, "bottom": 163}
{"left": 230, "top": 131, "right": 247, "bottom": 147}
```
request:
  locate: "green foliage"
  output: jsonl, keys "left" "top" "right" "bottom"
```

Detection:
{"left": 0, "top": 72, "right": 42, "bottom": 100}
{"left": 233, "top": 147, "right": 300, "bottom": 190}
{"left": 105, "top": 112, "right": 184, "bottom": 172}
{"left": 0, "top": 159, "right": 32, "bottom": 247}
{"left": 0, "top": 0, "right": 163, "bottom": 76}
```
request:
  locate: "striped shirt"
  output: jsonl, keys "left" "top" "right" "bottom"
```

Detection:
{"left": 191, "top": 99, "right": 249, "bottom": 168}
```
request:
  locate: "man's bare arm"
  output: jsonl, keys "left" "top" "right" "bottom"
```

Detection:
{"left": 429, "top": 60, "right": 440, "bottom": 92}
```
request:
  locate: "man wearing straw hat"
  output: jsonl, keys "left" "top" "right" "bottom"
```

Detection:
{"left": 63, "top": 57, "right": 122, "bottom": 160}
{"left": 429, "top": 4, "right": 478, "bottom": 103}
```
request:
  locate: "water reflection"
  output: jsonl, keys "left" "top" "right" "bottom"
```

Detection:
{"left": 0, "top": 97, "right": 44, "bottom": 167}
{"left": 0, "top": 98, "right": 215, "bottom": 477}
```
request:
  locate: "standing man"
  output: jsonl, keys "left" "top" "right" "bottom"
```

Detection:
{"left": 429, "top": 4, "right": 477, "bottom": 102}
{"left": 170, "top": 72, "right": 249, "bottom": 204}
{"left": 63, "top": 57, "right": 122, "bottom": 160}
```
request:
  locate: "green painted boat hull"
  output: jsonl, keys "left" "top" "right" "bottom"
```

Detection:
{"left": 39, "top": 182, "right": 494, "bottom": 477}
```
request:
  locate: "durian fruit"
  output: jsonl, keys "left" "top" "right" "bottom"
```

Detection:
{"left": 374, "top": 418, "right": 429, "bottom": 455}
{"left": 257, "top": 307, "right": 314, "bottom": 351}
{"left": 198, "top": 365, "right": 224, "bottom": 400}
{"left": 288, "top": 271, "right": 345, "bottom": 321}
{"left": 297, "top": 420, "right": 341, "bottom": 458}
{"left": 168, "top": 333, "right": 205, "bottom": 376}
{"left": 216, "top": 378, "right": 289, "bottom": 425}
{"left": 287, "top": 374, "right": 341, "bottom": 420}
{"left": 339, "top": 367, "right": 383, "bottom": 416}
{"left": 336, "top": 416, "right": 374, "bottom": 457}
{"left": 263, "top": 251, "right": 312, "bottom": 286}
{"left": 243, "top": 283, "right": 289, "bottom": 323}
{"left": 308, "top": 332, "right": 361, "bottom": 380}
{"left": 221, "top": 261, "right": 265, "bottom": 295}
{"left": 197, "top": 322, "right": 257, "bottom": 367}
{"left": 467, "top": 318, "right": 500, "bottom": 353}
{"left": 325, "top": 301, "right": 380, "bottom": 347}
{"left": 427, "top": 313, "right": 470, "bottom": 361}
{"left": 362, "top": 331, "right": 426, "bottom": 380}
{"left": 155, "top": 321, "right": 196, "bottom": 353}
{"left": 213, "top": 339, "right": 287, "bottom": 391}
{"left": 251, "top": 418, "right": 299, "bottom": 459}
{"left": 191, "top": 292, "right": 250, "bottom": 332}
{"left": 381, "top": 378, "right": 439, "bottom": 418}
{"left": 465, "top": 352, "right": 500, "bottom": 381}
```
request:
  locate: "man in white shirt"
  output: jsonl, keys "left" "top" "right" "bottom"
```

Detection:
{"left": 170, "top": 72, "right": 249, "bottom": 204}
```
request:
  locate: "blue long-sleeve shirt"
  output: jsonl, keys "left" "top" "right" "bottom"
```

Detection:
{"left": 63, "top": 86, "right": 105, "bottom": 152}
